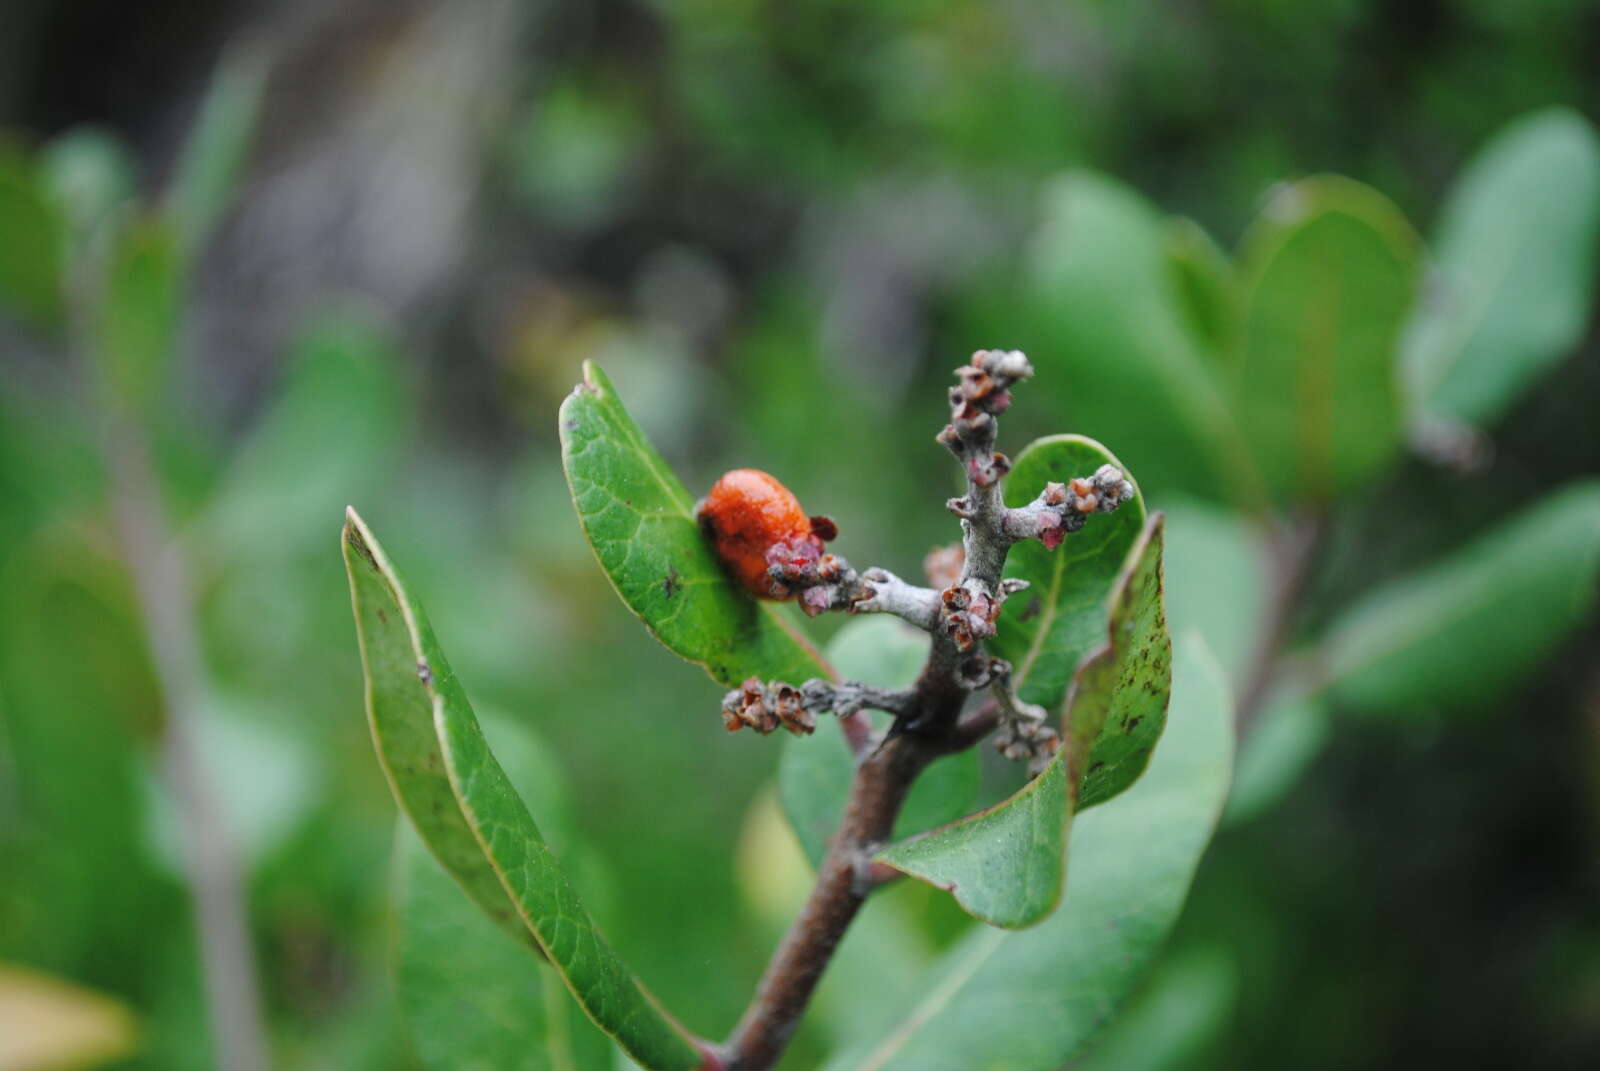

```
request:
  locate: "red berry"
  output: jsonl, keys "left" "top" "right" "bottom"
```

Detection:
{"left": 697, "top": 469, "right": 834, "bottom": 599}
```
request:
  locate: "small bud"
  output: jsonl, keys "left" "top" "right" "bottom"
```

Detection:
{"left": 800, "top": 587, "right": 832, "bottom": 617}
{"left": 923, "top": 544, "right": 965, "bottom": 587}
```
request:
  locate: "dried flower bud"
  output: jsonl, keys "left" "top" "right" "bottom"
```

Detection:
{"left": 699, "top": 469, "right": 837, "bottom": 600}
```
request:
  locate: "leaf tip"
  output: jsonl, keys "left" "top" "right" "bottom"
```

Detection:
{"left": 342, "top": 507, "right": 378, "bottom": 571}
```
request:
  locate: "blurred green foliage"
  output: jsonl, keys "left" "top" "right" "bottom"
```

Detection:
{"left": 2, "top": 1, "right": 1600, "bottom": 1068}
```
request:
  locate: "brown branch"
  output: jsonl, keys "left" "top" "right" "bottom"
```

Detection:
{"left": 1235, "top": 511, "right": 1328, "bottom": 731}
{"left": 716, "top": 351, "right": 1139, "bottom": 1067}
{"left": 719, "top": 693, "right": 965, "bottom": 1069}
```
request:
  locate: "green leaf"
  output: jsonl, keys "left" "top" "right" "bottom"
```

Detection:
{"left": 876, "top": 516, "right": 1172, "bottom": 927}
{"left": 0, "top": 145, "right": 67, "bottom": 327}
{"left": 1024, "top": 170, "right": 1257, "bottom": 508}
{"left": 778, "top": 617, "right": 978, "bottom": 868}
{"left": 342, "top": 508, "right": 705, "bottom": 1071}
{"left": 394, "top": 823, "right": 609, "bottom": 1071}
{"left": 1221, "top": 690, "right": 1330, "bottom": 827}
{"left": 559, "top": 359, "right": 828, "bottom": 688}
{"left": 1403, "top": 108, "right": 1600, "bottom": 427}
{"left": 1320, "top": 480, "right": 1600, "bottom": 713}
{"left": 41, "top": 127, "right": 136, "bottom": 238}
{"left": 96, "top": 215, "right": 181, "bottom": 410}
{"left": 1073, "top": 945, "right": 1238, "bottom": 1071}
{"left": 1234, "top": 176, "right": 1420, "bottom": 501}
{"left": 1160, "top": 499, "right": 1263, "bottom": 681}
{"left": 990, "top": 435, "right": 1148, "bottom": 714}
{"left": 1163, "top": 216, "right": 1237, "bottom": 354}
{"left": 824, "top": 634, "right": 1234, "bottom": 1070}
{"left": 166, "top": 44, "right": 267, "bottom": 257}
{"left": 201, "top": 314, "right": 404, "bottom": 559}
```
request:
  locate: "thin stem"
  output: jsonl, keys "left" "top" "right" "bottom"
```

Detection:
{"left": 101, "top": 419, "right": 271, "bottom": 1071}
{"left": 1236, "top": 512, "right": 1328, "bottom": 731}
{"left": 70, "top": 218, "right": 269, "bottom": 1071}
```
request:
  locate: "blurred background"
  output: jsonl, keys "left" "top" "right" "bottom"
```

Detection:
{"left": 2, "top": 0, "right": 1599, "bottom": 1068}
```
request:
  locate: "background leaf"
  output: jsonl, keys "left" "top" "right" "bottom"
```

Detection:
{"left": 1403, "top": 108, "right": 1600, "bottom": 428}
{"left": 1319, "top": 480, "right": 1600, "bottom": 713}
{"left": 0, "top": 145, "right": 66, "bottom": 327}
{"left": 1160, "top": 499, "right": 1264, "bottom": 681}
{"left": 0, "top": 964, "right": 140, "bottom": 1071}
{"left": 394, "top": 823, "right": 610, "bottom": 1071}
{"left": 343, "top": 508, "right": 705, "bottom": 1071}
{"left": 166, "top": 44, "right": 267, "bottom": 258}
{"left": 41, "top": 127, "right": 136, "bottom": 239}
{"left": 824, "top": 634, "right": 1234, "bottom": 1070}
{"left": 1233, "top": 176, "right": 1420, "bottom": 501}
{"left": 1024, "top": 171, "right": 1253, "bottom": 507}
{"left": 95, "top": 215, "right": 181, "bottom": 411}
{"left": 778, "top": 617, "right": 978, "bottom": 868}
{"left": 876, "top": 517, "right": 1171, "bottom": 927}
{"left": 1163, "top": 216, "right": 1238, "bottom": 354}
{"left": 1221, "top": 691, "right": 1330, "bottom": 827}
{"left": 560, "top": 360, "right": 827, "bottom": 687}
{"left": 201, "top": 314, "right": 404, "bottom": 560}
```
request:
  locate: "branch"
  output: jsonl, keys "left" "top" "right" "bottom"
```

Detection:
{"left": 716, "top": 351, "right": 1139, "bottom": 1068}
{"left": 1236, "top": 512, "right": 1327, "bottom": 731}
{"left": 100, "top": 417, "right": 271, "bottom": 1071}
{"left": 69, "top": 267, "right": 269, "bottom": 1070}
{"left": 719, "top": 726, "right": 956, "bottom": 1069}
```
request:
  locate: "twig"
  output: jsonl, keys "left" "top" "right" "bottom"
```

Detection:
{"left": 1235, "top": 512, "right": 1328, "bottom": 731}
{"left": 100, "top": 418, "right": 270, "bottom": 1071}
{"left": 716, "top": 352, "right": 1137, "bottom": 1068}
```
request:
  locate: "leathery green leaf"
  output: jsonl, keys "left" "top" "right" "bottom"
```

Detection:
{"left": 826, "top": 635, "right": 1233, "bottom": 1070}
{"left": 1320, "top": 480, "right": 1600, "bottom": 713}
{"left": 1403, "top": 108, "right": 1600, "bottom": 428}
{"left": 0, "top": 144, "right": 66, "bottom": 327}
{"left": 343, "top": 508, "right": 705, "bottom": 1071}
{"left": 1024, "top": 171, "right": 1257, "bottom": 509}
{"left": 990, "top": 435, "right": 1148, "bottom": 715}
{"left": 560, "top": 360, "right": 828, "bottom": 688}
{"left": 778, "top": 617, "right": 979, "bottom": 868}
{"left": 1234, "top": 176, "right": 1420, "bottom": 501}
{"left": 876, "top": 516, "right": 1171, "bottom": 927}
{"left": 395, "top": 823, "right": 609, "bottom": 1071}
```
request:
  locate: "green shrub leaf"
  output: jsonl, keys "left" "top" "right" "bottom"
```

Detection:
{"left": 1320, "top": 480, "right": 1600, "bottom": 713}
{"left": 0, "top": 145, "right": 66, "bottom": 328}
{"left": 394, "top": 823, "right": 610, "bottom": 1071}
{"left": 343, "top": 508, "right": 705, "bottom": 1071}
{"left": 202, "top": 315, "right": 404, "bottom": 559}
{"left": 1163, "top": 216, "right": 1238, "bottom": 354}
{"left": 1024, "top": 171, "right": 1255, "bottom": 508}
{"left": 1234, "top": 176, "right": 1420, "bottom": 501}
{"left": 166, "top": 44, "right": 267, "bottom": 258}
{"left": 559, "top": 359, "right": 828, "bottom": 687}
{"left": 96, "top": 215, "right": 181, "bottom": 411}
{"left": 875, "top": 516, "right": 1171, "bottom": 927}
{"left": 1403, "top": 108, "right": 1600, "bottom": 428}
{"left": 825, "top": 634, "right": 1233, "bottom": 1069}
